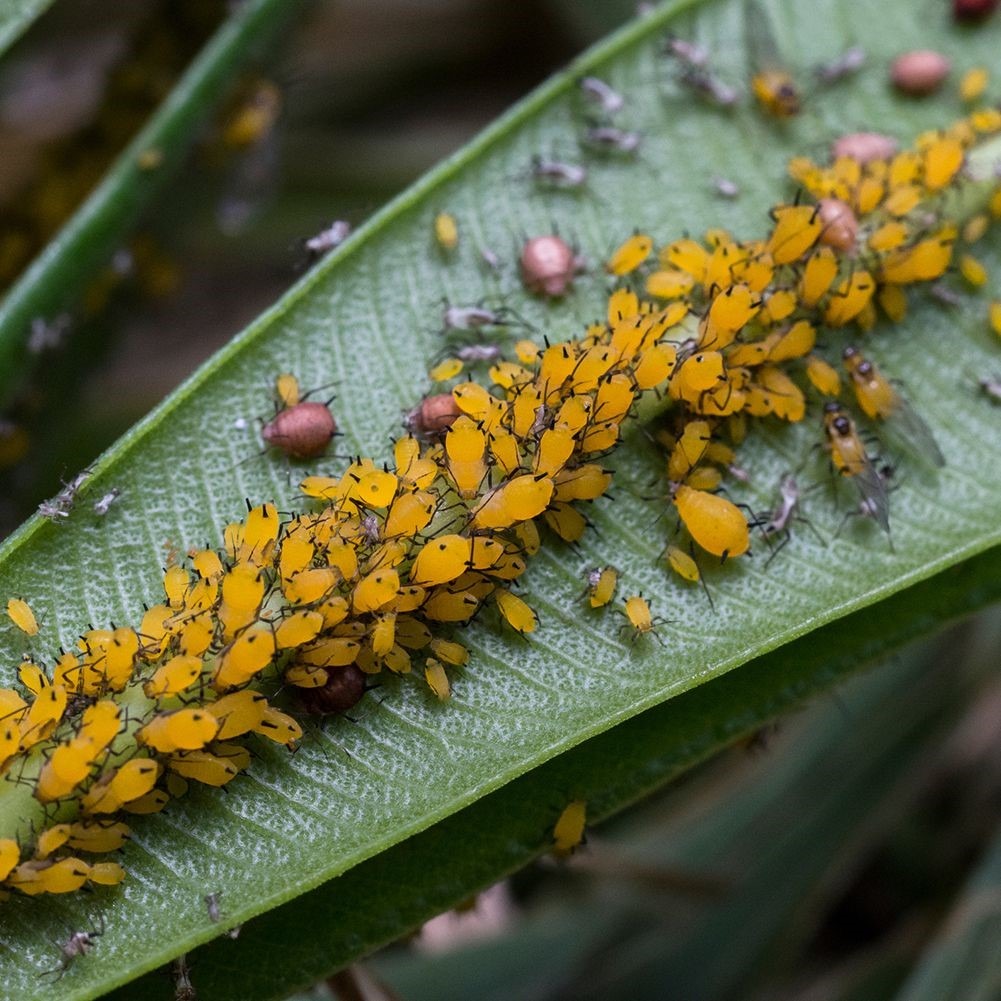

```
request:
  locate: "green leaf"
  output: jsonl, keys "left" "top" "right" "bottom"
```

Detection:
{"left": 893, "top": 819, "right": 1001, "bottom": 1001}
{"left": 0, "top": 0, "right": 303, "bottom": 403}
{"left": 0, "top": 0, "right": 54, "bottom": 58}
{"left": 1, "top": 0, "right": 1000, "bottom": 997}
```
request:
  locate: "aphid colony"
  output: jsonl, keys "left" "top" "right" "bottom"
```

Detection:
{"left": 3, "top": 104, "right": 1001, "bottom": 904}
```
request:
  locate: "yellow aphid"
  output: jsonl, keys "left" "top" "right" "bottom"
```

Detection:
{"left": 298, "top": 636, "right": 361, "bottom": 667}
{"left": 670, "top": 527, "right": 710, "bottom": 568}
{"left": 990, "top": 301, "right": 1001, "bottom": 337}
{"left": 239, "top": 503, "right": 280, "bottom": 564}
{"left": 445, "top": 417, "right": 488, "bottom": 498}
{"left": 284, "top": 567, "right": 339, "bottom": 605}
{"left": 621, "top": 595, "right": 660, "bottom": 640}
{"left": 369, "top": 612, "right": 396, "bottom": 657}
{"left": 805, "top": 355, "right": 841, "bottom": 396}
{"left": 495, "top": 589, "right": 537, "bottom": 633}
{"left": 514, "top": 339, "right": 540, "bottom": 364}
{"left": 0, "top": 839, "right": 20, "bottom": 881}
{"left": 434, "top": 211, "right": 459, "bottom": 251}
{"left": 963, "top": 214, "right": 989, "bottom": 244}
{"left": 585, "top": 566, "right": 618, "bottom": 608}
{"left": 429, "top": 357, "right": 463, "bottom": 382}
{"left": 429, "top": 637, "right": 468, "bottom": 665}
{"left": 646, "top": 269, "right": 695, "bottom": 300}
{"left": 6, "top": 598, "right": 38, "bottom": 636}
{"left": 18, "top": 661, "right": 47, "bottom": 695}
{"left": 221, "top": 563, "right": 265, "bottom": 614}
{"left": 798, "top": 247, "right": 838, "bottom": 307}
{"left": 66, "top": 820, "right": 130, "bottom": 854}
{"left": 191, "top": 549, "right": 224, "bottom": 581}
{"left": 36, "top": 824, "right": 72, "bottom": 860}
{"left": 607, "top": 233, "right": 653, "bottom": 275}
{"left": 922, "top": 137, "right": 964, "bottom": 192}
{"left": 769, "top": 320, "right": 815, "bottom": 362}
{"left": 960, "top": 67, "right": 988, "bottom": 102}
{"left": 275, "top": 609, "right": 324, "bottom": 649}
{"left": 959, "top": 254, "right": 988, "bottom": 287}
{"left": 823, "top": 270, "right": 875, "bottom": 326}
{"left": 352, "top": 568, "right": 400, "bottom": 613}
{"left": 36, "top": 743, "right": 93, "bottom": 802}
{"left": 163, "top": 565, "right": 189, "bottom": 608}
{"left": 179, "top": 616, "right": 214, "bottom": 657}
{"left": 752, "top": 69, "right": 800, "bottom": 118}
{"left": 472, "top": 474, "right": 554, "bottom": 530}
{"left": 255, "top": 707, "right": 303, "bottom": 747}
{"left": 552, "top": 799, "right": 587, "bottom": 856}
{"left": 410, "top": 535, "right": 472, "bottom": 586}
{"left": 284, "top": 663, "right": 328, "bottom": 687}
{"left": 879, "top": 236, "right": 954, "bottom": 284}
{"left": 9, "top": 857, "right": 91, "bottom": 895}
{"left": 206, "top": 690, "right": 268, "bottom": 739}
{"left": 668, "top": 420, "right": 711, "bottom": 480}
{"left": 424, "top": 658, "right": 451, "bottom": 700}
{"left": 22, "top": 684, "right": 67, "bottom": 746}
{"left": 553, "top": 464, "right": 612, "bottom": 503}
{"left": 275, "top": 372, "right": 301, "bottom": 408}
{"left": 214, "top": 626, "right": 277, "bottom": 689}
{"left": 533, "top": 429, "right": 575, "bottom": 477}
{"left": 110, "top": 759, "right": 160, "bottom": 804}
{"left": 169, "top": 749, "right": 241, "bottom": 787}
{"left": 877, "top": 285, "right": 908, "bottom": 324}
{"left": 766, "top": 204, "right": 821, "bottom": 264}
{"left": 78, "top": 701, "right": 121, "bottom": 752}
{"left": 685, "top": 465, "right": 723, "bottom": 490}
{"left": 139, "top": 709, "right": 220, "bottom": 753}
{"left": 88, "top": 862, "right": 126, "bottom": 886}
{"left": 673, "top": 484, "right": 749, "bottom": 559}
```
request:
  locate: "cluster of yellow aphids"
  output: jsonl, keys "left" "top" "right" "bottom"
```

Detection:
{"left": 3, "top": 104, "right": 1001, "bottom": 900}
{"left": 593, "top": 108, "right": 1001, "bottom": 552}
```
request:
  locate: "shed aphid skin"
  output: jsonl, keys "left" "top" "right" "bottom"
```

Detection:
{"left": 754, "top": 473, "right": 823, "bottom": 564}
{"left": 664, "top": 34, "right": 741, "bottom": 108}
{"left": 813, "top": 46, "right": 865, "bottom": 86}
{"left": 552, "top": 799, "right": 587, "bottom": 857}
{"left": 442, "top": 303, "right": 520, "bottom": 334}
{"left": 579, "top": 76, "right": 625, "bottom": 118}
{"left": 304, "top": 220, "right": 351, "bottom": 260}
{"left": 37, "top": 468, "right": 91, "bottom": 521}
{"left": 977, "top": 374, "right": 1001, "bottom": 403}
{"left": 529, "top": 156, "right": 589, "bottom": 191}
{"left": 581, "top": 126, "right": 643, "bottom": 156}
{"left": 711, "top": 177, "right": 740, "bottom": 199}
{"left": 41, "top": 917, "right": 104, "bottom": 980}
{"left": 93, "top": 488, "right": 121, "bottom": 517}
{"left": 434, "top": 212, "right": 459, "bottom": 252}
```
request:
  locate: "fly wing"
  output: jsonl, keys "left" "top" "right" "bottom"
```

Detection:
{"left": 889, "top": 396, "right": 946, "bottom": 467}
{"left": 852, "top": 457, "right": 891, "bottom": 532}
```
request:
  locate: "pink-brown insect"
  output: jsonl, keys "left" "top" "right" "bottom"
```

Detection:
{"left": 831, "top": 131, "right": 898, "bottom": 165}
{"left": 817, "top": 197, "right": 858, "bottom": 252}
{"left": 261, "top": 401, "right": 336, "bottom": 459}
{"left": 298, "top": 664, "right": 367, "bottom": 715}
{"left": 520, "top": 235, "right": 586, "bottom": 298}
{"left": 890, "top": 50, "right": 951, "bottom": 96}
{"left": 405, "top": 393, "right": 461, "bottom": 439}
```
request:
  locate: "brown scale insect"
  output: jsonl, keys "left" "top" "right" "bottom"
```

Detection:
{"left": 297, "top": 664, "right": 368, "bottom": 715}
{"left": 261, "top": 402, "right": 336, "bottom": 459}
